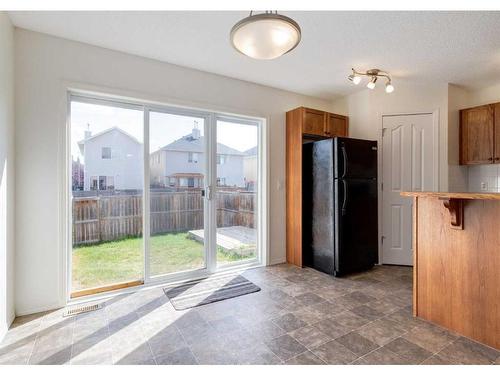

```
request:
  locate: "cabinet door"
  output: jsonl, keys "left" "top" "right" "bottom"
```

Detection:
{"left": 494, "top": 104, "right": 500, "bottom": 163}
{"left": 460, "top": 105, "right": 494, "bottom": 165}
{"left": 326, "top": 114, "right": 348, "bottom": 137}
{"left": 302, "top": 109, "right": 326, "bottom": 136}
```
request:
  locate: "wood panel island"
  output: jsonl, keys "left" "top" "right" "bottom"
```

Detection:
{"left": 401, "top": 191, "right": 500, "bottom": 350}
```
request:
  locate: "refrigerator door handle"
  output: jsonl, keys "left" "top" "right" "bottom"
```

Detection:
{"left": 341, "top": 146, "right": 348, "bottom": 178}
{"left": 342, "top": 179, "right": 348, "bottom": 215}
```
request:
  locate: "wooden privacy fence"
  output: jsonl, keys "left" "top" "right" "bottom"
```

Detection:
{"left": 73, "top": 191, "right": 256, "bottom": 245}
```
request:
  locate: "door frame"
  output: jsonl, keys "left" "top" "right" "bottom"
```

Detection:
{"left": 65, "top": 89, "right": 268, "bottom": 302}
{"left": 379, "top": 110, "right": 440, "bottom": 265}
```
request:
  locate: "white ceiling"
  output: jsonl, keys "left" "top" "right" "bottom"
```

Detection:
{"left": 8, "top": 11, "right": 500, "bottom": 99}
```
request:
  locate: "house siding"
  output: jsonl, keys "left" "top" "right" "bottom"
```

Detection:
{"left": 82, "top": 130, "right": 143, "bottom": 190}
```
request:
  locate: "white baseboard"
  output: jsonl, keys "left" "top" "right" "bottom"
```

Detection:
{"left": 269, "top": 257, "right": 286, "bottom": 266}
{"left": 16, "top": 302, "right": 64, "bottom": 317}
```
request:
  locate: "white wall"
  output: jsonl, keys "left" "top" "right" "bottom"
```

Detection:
{"left": 0, "top": 12, "right": 15, "bottom": 339}
{"left": 14, "top": 28, "right": 332, "bottom": 315}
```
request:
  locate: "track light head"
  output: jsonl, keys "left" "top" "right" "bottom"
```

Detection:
{"left": 385, "top": 81, "right": 394, "bottom": 93}
{"left": 348, "top": 68, "right": 363, "bottom": 85}
{"left": 366, "top": 76, "right": 377, "bottom": 89}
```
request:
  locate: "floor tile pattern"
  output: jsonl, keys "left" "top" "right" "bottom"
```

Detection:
{"left": 0, "top": 264, "right": 499, "bottom": 365}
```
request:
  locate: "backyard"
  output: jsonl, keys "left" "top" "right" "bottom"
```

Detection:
{"left": 72, "top": 231, "right": 255, "bottom": 291}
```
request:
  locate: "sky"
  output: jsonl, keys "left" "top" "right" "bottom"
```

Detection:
{"left": 71, "top": 101, "right": 258, "bottom": 161}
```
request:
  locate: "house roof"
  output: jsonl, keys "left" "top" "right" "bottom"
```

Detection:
{"left": 78, "top": 127, "right": 141, "bottom": 145}
{"left": 160, "top": 134, "right": 244, "bottom": 156}
{"left": 244, "top": 146, "right": 257, "bottom": 156}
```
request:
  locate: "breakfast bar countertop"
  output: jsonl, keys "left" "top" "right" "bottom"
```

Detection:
{"left": 400, "top": 191, "right": 500, "bottom": 200}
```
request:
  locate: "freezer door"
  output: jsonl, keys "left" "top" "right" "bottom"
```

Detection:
{"left": 334, "top": 137, "right": 378, "bottom": 179}
{"left": 307, "top": 139, "right": 335, "bottom": 274}
{"left": 334, "top": 177, "right": 378, "bottom": 275}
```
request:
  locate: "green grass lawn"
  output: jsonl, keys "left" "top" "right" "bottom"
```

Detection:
{"left": 72, "top": 232, "right": 255, "bottom": 291}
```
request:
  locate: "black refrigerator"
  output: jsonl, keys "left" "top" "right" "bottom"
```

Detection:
{"left": 303, "top": 137, "right": 378, "bottom": 276}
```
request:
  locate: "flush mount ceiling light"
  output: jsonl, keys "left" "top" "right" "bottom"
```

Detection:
{"left": 230, "top": 11, "right": 301, "bottom": 60}
{"left": 348, "top": 68, "right": 394, "bottom": 93}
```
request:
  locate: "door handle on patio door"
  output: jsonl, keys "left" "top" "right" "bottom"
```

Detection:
{"left": 202, "top": 186, "right": 213, "bottom": 200}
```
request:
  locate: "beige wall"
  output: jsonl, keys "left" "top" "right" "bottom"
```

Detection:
{"left": 467, "top": 81, "right": 500, "bottom": 107}
{"left": 447, "top": 84, "right": 470, "bottom": 191}
{"left": 0, "top": 12, "right": 15, "bottom": 339}
{"left": 14, "top": 28, "right": 332, "bottom": 315}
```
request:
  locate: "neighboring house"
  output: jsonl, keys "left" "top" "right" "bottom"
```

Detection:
{"left": 150, "top": 127, "right": 245, "bottom": 189}
{"left": 72, "top": 156, "right": 84, "bottom": 191}
{"left": 243, "top": 146, "right": 258, "bottom": 191}
{"left": 78, "top": 127, "right": 143, "bottom": 191}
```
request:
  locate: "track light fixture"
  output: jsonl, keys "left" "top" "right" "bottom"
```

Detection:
{"left": 347, "top": 68, "right": 394, "bottom": 93}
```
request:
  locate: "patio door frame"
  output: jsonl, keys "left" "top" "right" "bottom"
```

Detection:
{"left": 143, "top": 105, "right": 214, "bottom": 285}
{"left": 67, "top": 90, "right": 267, "bottom": 301}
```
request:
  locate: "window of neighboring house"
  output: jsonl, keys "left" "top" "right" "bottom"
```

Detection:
{"left": 102, "top": 147, "right": 112, "bottom": 159}
{"left": 179, "top": 178, "right": 188, "bottom": 187}
{"left": 96, "top": 176, "right": 114, "bottom": 190}
{"left": 217, "top": 154, "right": 226, "bottom": 165}
{"left": 168, "top": 177, "right": 175, "bottom": 187}
{"left": 107, "top": 176, "right": 115, "bottom": 190}
{"left": 188, "top": 152, "right": 198, "bottom": 163}
{"left": 188, "top": 177, "right": 195, "bottom": 188}
{"left": 90, "top": 176, "right": 98, "bottom": 190}
{"left": 217, "top": 177, "right": 226, "bottom": 186}
{"left": 99, "top": 176, "right": 107, "bottom": 190}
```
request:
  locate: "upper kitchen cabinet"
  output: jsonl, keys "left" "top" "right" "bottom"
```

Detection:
{"left": 303, "top": 108, "right": 326, "bottom": 136}
{"left": 494, "top": 103, "right": 500, "bottom": 163}
{"left": 326, "top": 113, "right": 349, "bottom": 137}
{"left": 299, "top": 107, "right": 349, "bottom": 138}
{"left": 460, "top": 104, "right": 499, "bottom": 165}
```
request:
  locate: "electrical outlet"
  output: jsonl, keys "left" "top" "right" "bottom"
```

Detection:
{"left": 480, "top": 181, "right": 488, "bottom": 191}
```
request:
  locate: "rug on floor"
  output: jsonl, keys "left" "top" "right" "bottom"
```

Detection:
{"left": 164, "top": 273, "right": 260, "bottom": 310}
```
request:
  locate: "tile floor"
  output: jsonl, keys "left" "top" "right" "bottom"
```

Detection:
{"left": 0, "top": 264, "right": 499, "bottom": 365}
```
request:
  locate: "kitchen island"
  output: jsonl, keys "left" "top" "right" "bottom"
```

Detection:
{"left": 401, "top": 191, "right": 500, "bottom": 350}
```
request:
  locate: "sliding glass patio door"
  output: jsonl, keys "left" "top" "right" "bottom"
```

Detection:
{"left": 70, "top": 98, "right": 145, "bottom": 296}
{"left": 147, "top": 110, "right": 209, "bottom": 279}
{"left": 215, "top": 117, "right": 259, "bottom": 267}
{"left": 69, "top": 93, "right": 263, "bottom": 297}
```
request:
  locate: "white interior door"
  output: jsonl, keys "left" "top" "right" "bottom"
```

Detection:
{"left": 382, "top": 113, "right": 436, "bottom": 265}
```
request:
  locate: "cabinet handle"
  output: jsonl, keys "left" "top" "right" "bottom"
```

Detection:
{"left": 488, "top": 157, "right": 494, "bottom": 161}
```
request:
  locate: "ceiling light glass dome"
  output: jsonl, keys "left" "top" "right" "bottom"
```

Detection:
{"left": 230, "top": 12, "right": 301, "bottom": 60}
